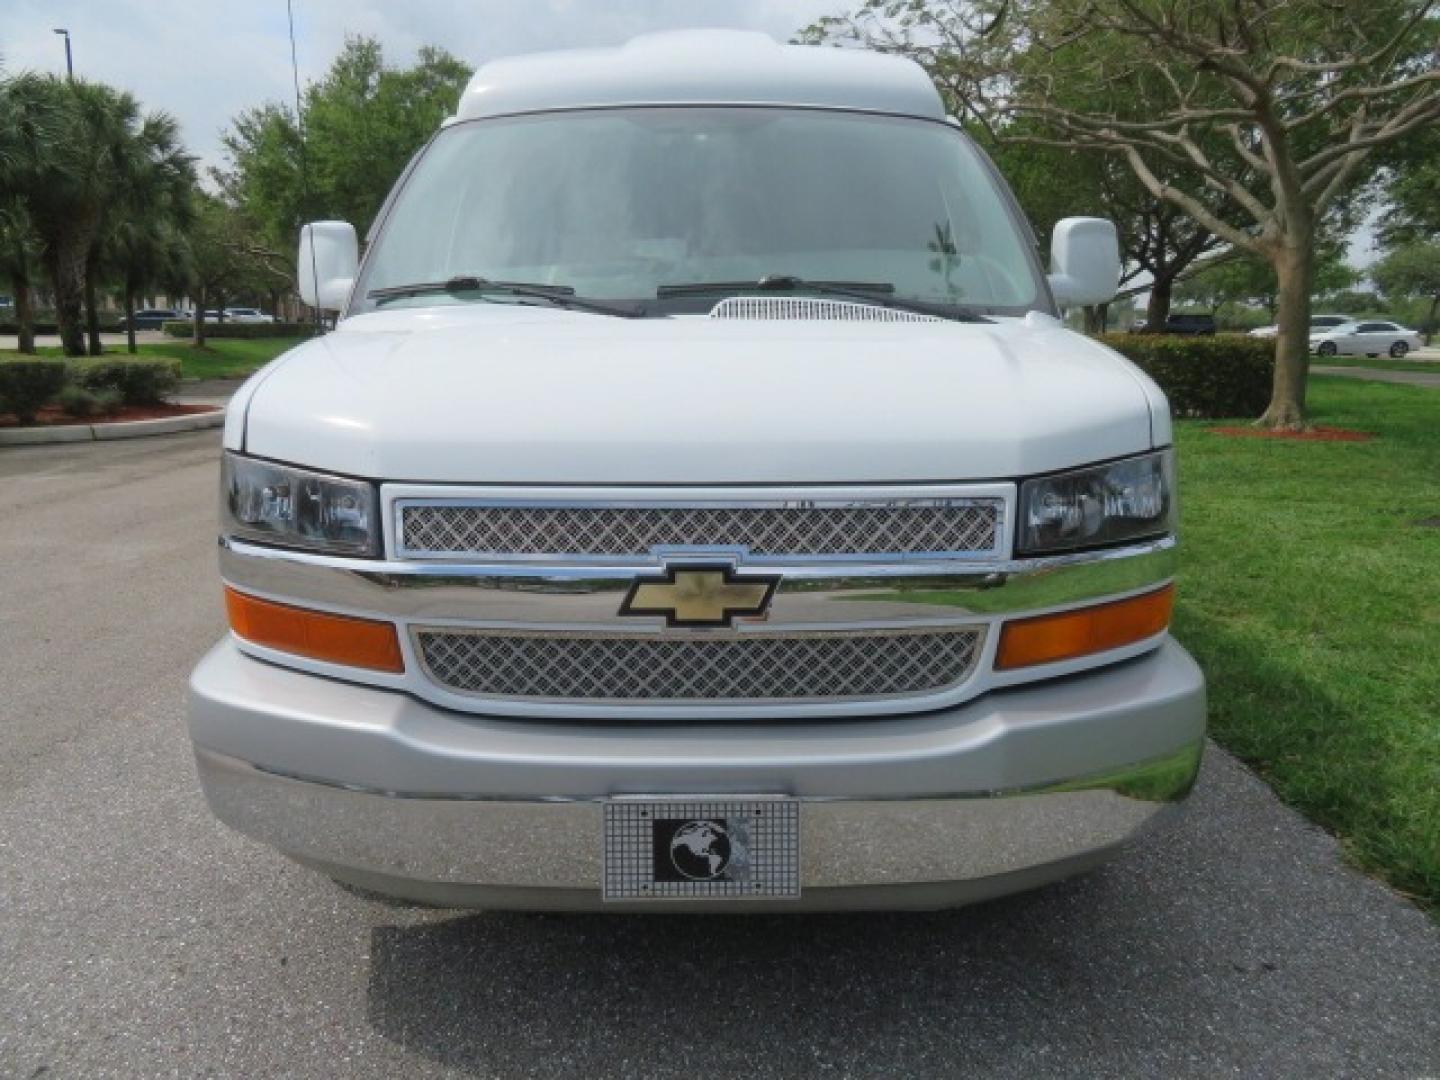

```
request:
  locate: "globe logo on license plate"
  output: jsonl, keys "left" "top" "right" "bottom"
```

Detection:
{"left": 654, "top": 818, "right": 740, "bottom": 882}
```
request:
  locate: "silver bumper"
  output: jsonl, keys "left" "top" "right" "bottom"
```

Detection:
{"left": 189, "top": 638, "right": 1205, "bottom": 911}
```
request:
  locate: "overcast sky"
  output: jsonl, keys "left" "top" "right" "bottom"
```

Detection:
{"left": 3, "top": 0, "right": 1379, "bottom": 271}
{"left": 3, "top": 0, "right": 840, "bottom": 175}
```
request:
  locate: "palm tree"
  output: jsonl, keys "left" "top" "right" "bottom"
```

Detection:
{"left": 107, "top": 218, "right": 192, "bottom": 353}
{"left": 0, "top": 72, "right": 58, "bottom": 354}
{"left": 19, "top": 79, "right": 192, "bottom": 357}
{"left": 0, "top": 207, "right": 41, "bottom": 353}
{"left": 95, "top": 112, "right": 194, "bottom": 353}
{"left": 100, "top": 112, "right": 196, "bottom": 352}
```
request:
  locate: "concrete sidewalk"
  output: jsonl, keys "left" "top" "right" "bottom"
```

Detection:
{"left": 0, "top": 329, "right": 171, "bottom": 350}
{"left": 1314, "top": 364, "right": 1440, "bottom": 389}
{"left": 176, "top": 377, "right": 248, "bottom": 409}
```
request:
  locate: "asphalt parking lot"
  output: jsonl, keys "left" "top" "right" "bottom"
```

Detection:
{"left": 1, "top": 431, "right": 1437, "bottom": 1078}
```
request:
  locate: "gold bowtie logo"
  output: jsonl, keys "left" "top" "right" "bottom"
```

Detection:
{"left": 619, "top": 564, "right": 780, "bottom": 628}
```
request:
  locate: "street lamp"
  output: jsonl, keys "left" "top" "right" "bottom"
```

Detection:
{"left": 52, "top": 28, "right": 73, "bottom": 79}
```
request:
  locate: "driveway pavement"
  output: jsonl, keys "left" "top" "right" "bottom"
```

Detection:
{"left": 1314, "top": 364, "right": 1440, "bottom": 389}
{"left": 1, "top": 433, "right": 1437, "bottom": 1078}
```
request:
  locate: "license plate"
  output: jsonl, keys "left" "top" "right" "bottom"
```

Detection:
{"left": 602, "top": 798, "right": 800, "bottom": 901}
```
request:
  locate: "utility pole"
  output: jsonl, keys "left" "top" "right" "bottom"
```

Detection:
{"left": 52, "top": 28, "right": 73, "bottom": 79}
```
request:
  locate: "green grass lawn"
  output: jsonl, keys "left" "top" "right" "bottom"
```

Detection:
{"left": 1174, "top": 377, "right": 1439, "bottom": 908}
{"left": 9, "top": 337, "right": 306, "bottom": 379}
{"left": 135, "top": 338, "right": 306, "bottom": 379}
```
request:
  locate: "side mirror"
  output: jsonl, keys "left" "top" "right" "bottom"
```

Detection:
{"left": 1048, "top": 217, "right": 1120, "bottom": 308}
{"left": 298, "top": 221, "right": 358, "bottom": 313}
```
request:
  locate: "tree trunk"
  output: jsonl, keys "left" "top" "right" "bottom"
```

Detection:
{"left": 125, "top": 289, "right": 137, "bottom": 354}
{"left": 84, "top": 250, "right": 103, "bottom": 356}
{"left": 11, "top": 273, "right": 36, "bottom": 354}
{"left": 1258, "top": 238, "right": 1315, "bottom": 430}
{"left": 45, "top": 237, "right": 89, "bottom": 358}
{"left": 192, "top": 288, "right": 206, "bottom": 347}
{"left": 1145, "top": 277, "right": 1173, "bottom": 330}
{"left": 1082, "top": 304, "right": 1108, "bottom": 334}
{"left": 1426, "top": 294, "right": 1438, "bottom": 346}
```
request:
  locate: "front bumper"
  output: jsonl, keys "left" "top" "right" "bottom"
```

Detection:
{"left": 189, "top": 637, "right": 1205, "bottom": 911}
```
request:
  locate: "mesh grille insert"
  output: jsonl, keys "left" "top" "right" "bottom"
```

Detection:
{"left": 399, "top": 502, "right": 1002, "bottom": 559}
{"left": 707, "top": 296, "right": 945, "bottom": 322}
{"left": 415, "top": 627, "right": 982, "bottom": 703}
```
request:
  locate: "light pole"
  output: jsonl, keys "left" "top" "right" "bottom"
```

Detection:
{"left": 52, "top": 28, "right": 73, "bottom": 79}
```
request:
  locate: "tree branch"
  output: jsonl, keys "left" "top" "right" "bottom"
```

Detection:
{"left": 1265, "top": 0, "right": 1437, "bottom": 77}
{"left": 1117, "top": 143, "right": 1261, "bottom": 252}
{"left": 1297, "top": 92, "right": 1440, "bottom": 175}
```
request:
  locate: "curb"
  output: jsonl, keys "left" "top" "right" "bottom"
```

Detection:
{"left": 0, "top": 407, "right": 224, "bottom": 447}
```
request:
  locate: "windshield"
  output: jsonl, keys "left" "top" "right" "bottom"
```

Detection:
{"left": 354, "top": 107, "right": 1045, "bottom": 316}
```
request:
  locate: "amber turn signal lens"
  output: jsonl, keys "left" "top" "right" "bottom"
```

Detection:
{"left": 996, "top": 585, "right": 1174, "bottom": 670}
{"left": 224, "top": 587, "right": 405, "bottom": 673}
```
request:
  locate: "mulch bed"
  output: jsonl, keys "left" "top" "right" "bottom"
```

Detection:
{"left": 1208, "top": 425, "right": 1375, "bottom": 443}
{"left": 0, "top": 403, "right": 220, "bottom": 429}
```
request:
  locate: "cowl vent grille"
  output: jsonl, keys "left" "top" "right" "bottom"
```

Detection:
{"left": 708, "top": 297, "right": 944, "bottom": 322}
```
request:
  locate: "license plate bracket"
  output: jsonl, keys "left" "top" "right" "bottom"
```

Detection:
{"left": 602, "top": 797, "right": 800, "bottom": 901}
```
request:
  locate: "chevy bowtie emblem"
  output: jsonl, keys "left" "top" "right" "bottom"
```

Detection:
{"left": 619, "top": 564, "right": 781, "bottom": 628}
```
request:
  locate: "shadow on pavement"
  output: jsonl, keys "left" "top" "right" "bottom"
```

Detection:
{"left": 358, "top": 732, "right": 1440, "bottom": 1078}
{"left": 362, "top": 869, "right": 1180, "bottom": 1077}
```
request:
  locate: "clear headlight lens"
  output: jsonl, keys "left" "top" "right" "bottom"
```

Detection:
{"left": 221, "top": 452, "right": 377, "bottom": 556}
{"left": 1018, "top": 449, "right": 1174, "bottom": 555}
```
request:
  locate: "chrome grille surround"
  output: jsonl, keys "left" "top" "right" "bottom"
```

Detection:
{"left": 220, "top": 533, "right": 1177, "bottom": 720}
{"left": 413, "top": 625, "right": 984, "bottom": 704}
{"left": 396, "top": 498, "right": 1005, "bottom": 563}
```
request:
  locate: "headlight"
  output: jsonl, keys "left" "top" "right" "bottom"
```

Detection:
{"left": 221, "top": 452, "right": 378, "bottom": 556}
{"left": 1017, "top": 450, "right": 1174, "bottom": 555}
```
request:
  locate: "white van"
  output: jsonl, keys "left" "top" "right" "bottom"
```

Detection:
{"left": 188, "top": 31, "right": 1204, "bottom": 911}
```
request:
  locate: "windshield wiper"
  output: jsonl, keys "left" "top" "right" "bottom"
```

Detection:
{"left": 656, "top": 274, "right": 989, "bottom": 323}
{"left": 657, "top": 276, "right": 895, "bottom": 298}
{"left": 368, "top": 276, "right": 645, "bottom": 318}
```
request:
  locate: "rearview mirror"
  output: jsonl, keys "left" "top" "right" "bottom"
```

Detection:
{"left": 1047, "top": 217, "right": 1120, "bottom": 308}
{"left": 298, "top": 221, "right": 358, "bottom": 313}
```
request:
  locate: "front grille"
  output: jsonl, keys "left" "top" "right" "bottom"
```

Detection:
{"left": 415, "top": 627, "right": 983, "bottom": 703}
{"left": 398, "top": 501, "right": 1003, "bottom": 560}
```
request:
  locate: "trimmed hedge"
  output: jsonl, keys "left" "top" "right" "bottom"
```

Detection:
{"left": 162, "top": 320, "right": 316, "bottom": 339}
{"left": 1098, "top": 333, "right": 1274, "bottom": 419}
{"left": 70, "top": 357, "right": 182, "bottom": 405}
{"left": 0, "top": 358, "right": 69, "bottom": 423}
{"left": 58, "top": 385, "right": 123, "bottom": 418}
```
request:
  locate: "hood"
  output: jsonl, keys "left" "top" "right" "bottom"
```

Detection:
{"left": 232, "top": 306, "right": 1166, "bottom": 483}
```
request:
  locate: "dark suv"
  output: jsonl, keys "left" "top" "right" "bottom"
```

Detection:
{"left": 122, "top": 308, "right": 181, "bottom": 330}
{"left": 1130, "top": 312, "right": 1217, "bottom": 335}
{"left": 1161, "top": 313, "right": 1216, "bottom": 335}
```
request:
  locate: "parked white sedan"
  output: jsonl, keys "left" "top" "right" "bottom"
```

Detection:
{"left": 1250, "top": 313, "right": 1352, "bottom": 339}
{"left": 1311, "top": 320, "right": 1424, "bottom": 358}
{"left": 222, "top": 307, "right": 278, "bottom": 324}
